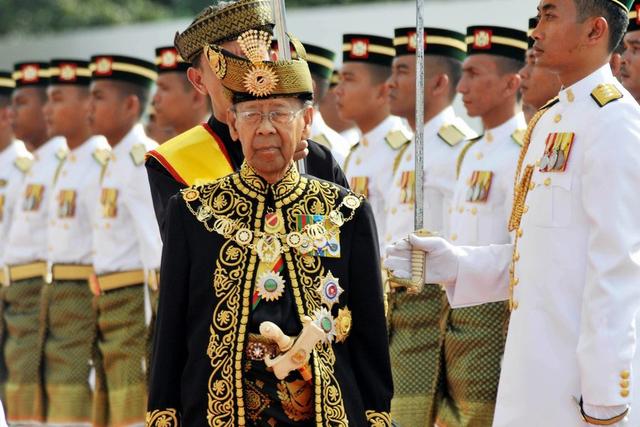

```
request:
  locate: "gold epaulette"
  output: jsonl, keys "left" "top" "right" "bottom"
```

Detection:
{"left": 385, "top": 128, "right": 412, "bottom": 151}
{"left": 14, "top": 154, "right": 34, "bottom": 173}
{"left": 92, "top": 147, "right": 111, "bottom": 167}
{"left": 591, "top": 84, "right": 623, "bottom": 108}
{"left": 56, "top": 146, "right": 69, "bottom": 161}
{"left": 455, "top": 135, "right": 482, "bottom": 179}
{"left": 312, "top": 133, "right": 333, "bottom": 150}
{"left": 130, "top": 143, "right": 148, "bottom": 166}
{"left": 392, "top": 141, "right": 412, "bottom": 176}
{"left": 511, "top": 129, "right": 526, "bottom": 147}
{"left": 342, "top": 143, "right": 359, "bottom": 174}
{"left": 438, "top": 118, "right": 478, "bottom": 147}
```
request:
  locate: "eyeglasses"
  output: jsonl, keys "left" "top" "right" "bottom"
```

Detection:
{"left": 233, "top": 107, "right": 306, "bottom": 126}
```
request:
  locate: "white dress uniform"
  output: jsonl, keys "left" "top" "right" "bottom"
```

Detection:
{"left": 4, "top": 136, "right": 67, "bottom": 270}
{"left": 448, "top": 113, "right": 526, "bottom": 246}
{"left": 444, "top": 64, "right": 640, "bottom": 426}
{"left": 310, "top": 111, "right": 351, "bottom": 166}
{"left": 93, "top": 124, "right": 161, "bottom": 278}
{"left": 0, "top": 140, "right": 31, "bottom": 281}
{"left": 46, "top": 135, "right": 110, "bottom": 268}
{"left": 344, "top": 115, "right": 412, "bottom": 256}
{"left": 383, "top": 106, "right": 475, "bottom": 247}
{"left": 340, "top": 127, "right": 360, "bottom": 146}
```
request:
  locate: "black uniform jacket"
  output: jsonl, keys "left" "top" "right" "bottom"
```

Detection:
{"left": 146, "top": 115, "right": 349, "bottom": 237}
{"left": 146, "top": 162, "right": 392, "bottom": 427}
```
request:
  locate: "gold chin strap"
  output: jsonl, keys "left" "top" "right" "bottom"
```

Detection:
{"left": 387, "top": 229, "right": 435, "bottom": 295}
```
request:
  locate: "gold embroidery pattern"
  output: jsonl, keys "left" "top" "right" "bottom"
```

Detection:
{"left": 365, "top": 410, "right": 392, "bottom": 427}
{"left": 145, "top": 409, "right": 179, "bottom": 427}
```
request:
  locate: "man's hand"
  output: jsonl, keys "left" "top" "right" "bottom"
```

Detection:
{"left": 384, "top": 234, "right": 461, "bottom": 286}
{"left": 293, "top": 139, "right": 309, "bottom": 162}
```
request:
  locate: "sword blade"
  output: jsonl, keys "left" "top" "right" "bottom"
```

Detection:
{"left": 414, "top": 0, "right": 425, "bottom": 230}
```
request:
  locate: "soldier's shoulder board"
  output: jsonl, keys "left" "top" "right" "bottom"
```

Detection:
{"left": 385, "top": 129, "right": 411, "bottom": 150}
{"left": 56, "top": 146, "right": 69, "bottom": 161}
{"left": 312, "top": 133, "right": 333, "bottom": 150}
{"left": 92, "top": 147, "right": 111, "bottom": 166}
{"left": 511, "top": 129, "right": 526, "bottom": 147}
{"left": 14, "top": 153, "right": 34, "bottom": 173}
{"left": 130, "top": 143, "right": 148, "bottom": 166}
{"left": 438, "top": 119, "right": 478, "bottom": 147}
{"left": 591, "top": 84, "right": 623, "bottom": 108}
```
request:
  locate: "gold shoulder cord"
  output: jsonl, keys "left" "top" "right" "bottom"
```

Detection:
{"left": 507, "top": 102, "right": 553, "bottom": 311}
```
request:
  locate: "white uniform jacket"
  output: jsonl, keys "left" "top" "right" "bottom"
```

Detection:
{"left": 383, "top": 106, "right": 472, "bottom": 247}
{"left": 310, "top": 111, "right": 351, "bottom": 167}
{"left": 448, "top": 113, "right": 525, "bottom": 246}
{"left": 46, "top": 136, "right": 110, "bottom": 266}
{"left": 92, "top": 124, "right": 161, "bottom": 276}
{"left": 445, "top": 64, "right": 640, "bottom": 426}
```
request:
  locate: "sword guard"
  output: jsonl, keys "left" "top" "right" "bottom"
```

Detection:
{"left": 387, "top": 229, "right": 435, "bottom": 294}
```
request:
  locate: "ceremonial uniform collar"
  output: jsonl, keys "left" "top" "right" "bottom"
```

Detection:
{"left": 111, "top": 123, "right": 146, "bottom": 157}
{"left": 69, "top": 135, "right": 104, "bottom": 159}
{"left": 238, "top": 160, "right": 302, "bottom": 202}
{"left": 34, "top": 136, "right": 67, "bottom": 161}
{"left": 361, "top": 115, "right": 399, "bottom": 147}
{"left": 558, "top": 63, "right": 615, "bottom": 105}
{"left": 424, "top": 106, "right": 456, "bottom": 137}
{"left": 482, "top": 112, "right": 526, "bottom": 147}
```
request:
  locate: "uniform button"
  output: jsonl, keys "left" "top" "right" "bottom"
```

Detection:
{"left": 471, "top": 207, "right": 478, "bottom": 215}
{"left": 621, "top": 390, "right": 630, "bottom": 398}
{"left": 517, "top": 228, "right": 523, "bottom": 238}
{"left": 475, "top": 152, "right": 484, "bottom": 160}
{"left": 355, "top": 157, "right": 362, "bottom": 165}
{"left": 621, "top": 380, "right": 630, "bottom": 388}
{"left": 621, "top": 370, "right": 631, "bottom": 379}
{"left": 451, "top": 233, "right": 458, "bottom": 241}
{"left": 544, "top": 177, "right": 552, "bottom": 186}
{"left": 567, "top": 89, "right": 575, "bottom": 103}
{"left": 391, "top": 207, "right": 397, "bottom": 215}
{"left": 554, "top": 114, "right": 562, "bottom": 123}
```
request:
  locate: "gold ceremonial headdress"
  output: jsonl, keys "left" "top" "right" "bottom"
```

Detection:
{"left": 204, "top": 30, "right": 313, "bottom": 103}
{"left": 175, "top": 0, "right": 275, "bottom": 63}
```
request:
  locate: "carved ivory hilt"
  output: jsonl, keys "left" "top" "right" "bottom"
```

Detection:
{"left": 388, "top": 229, "right": 435, "bottom": 295}
{"left": 259, "top": 321, "right": 294, "bottom": 352}
{"left": 262, "top": 316, "right": 326, "bottom": 381}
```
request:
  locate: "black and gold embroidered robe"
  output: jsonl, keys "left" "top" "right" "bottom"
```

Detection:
{"left": 146, "top": 163, "right": 392, "bottom": 427}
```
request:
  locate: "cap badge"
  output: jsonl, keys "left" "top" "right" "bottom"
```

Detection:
{"left": 160, "top": 49, "right": 178, "bottom": 68}
{"left": 350, "top": 38, "right": 369, "bottom": 58}
{"left": 22, "top": 65, "right": 39, "bottom": 83}
{"left": 238, "top": 29, "right": 278, "bottom": 97}
{"left": 473, "top": 29, "right": 492, "bottom": 49}
{"left": 95, "top": 57, "right": 113, "bottom": 76}
{"left": 59, "top": 64, "right": 77, "bottom": 82}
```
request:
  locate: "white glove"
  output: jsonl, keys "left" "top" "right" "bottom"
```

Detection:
{"left": 582, "top": 403, "right": 628, "bottom": 426}
{"left": 384, "top": 233, "right": 462, "bottom": 286}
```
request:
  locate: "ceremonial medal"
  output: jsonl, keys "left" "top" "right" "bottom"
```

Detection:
{"left": 540, "top": 133, "right": 574, "bottom": 172}
{"left": 313, "top": 307, "right": 336, "bottom": 343}
{"left": 548, "top": 149, "right": 558, "bottom": 171}
{"left": 316, "top": 272, "right": 344, "bottom": 308}
{"left": 286, "top": 231, "right": 303, "bottom": 248}
{"left": 328, "top": 210, "right": 344, "bottom": 227}
{"left": 214, "top": 217, "right": 235, "bottom": 237}
{"left": 555, "top": 150, "right": 566, "bottom": 171}
{"left": 264, "top": 210, "right": 285, "bottom": 234}
{"left": 256, "top": 271, "right": 285, "bottom": 302}
{"left": 256, "top": 234, "right": 282, "bottom": 263}
{"left": 539, "top": 154, "right": 549, "bottom": 171}
{"left": 335, "top": 307, "right": 352, "bottom": 343}
{"left": 342, "top": 194, "right": 361, "bottom": 210}
{"left": 197, "top": 205, "right": 214, "bottom": 222}
{"left": 297, "top": 235, "right": 314, "bottom": 255}
{"left": 235, "top": 228, "right": 253, "bottom": 246}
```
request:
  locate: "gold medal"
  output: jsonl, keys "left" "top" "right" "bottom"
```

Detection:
{"left": 286, "top": 231, "right": 303, "bottom": 248}
{"left": 342, "top": 194, "right": 361, "bottom": 210}
{"left": 235, "top": 228, "right": 253, "bottom": 246}
{"left": 197, "top": 205, "right": 214, "bottom": 222}
{"left": 255, "top": 234, "right": 282, "bottom": 263}
{"left": 335, "top": 307, "right": 352, "bottom": 343}
{"left": 214, "top": 217, "right": 235, "bottom": 237}
{"left": 256, "top": 271, "right": 285, "bottom": 302}
{"left": 328, "top": 210, "right": 344, "bottom": 227}
{"left": 182, "top": 188, "right": 199, "bottom": 202}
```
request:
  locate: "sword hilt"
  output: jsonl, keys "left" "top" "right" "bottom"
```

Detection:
{"left": 388, "top": 229, "right": 434, "bottom": 295}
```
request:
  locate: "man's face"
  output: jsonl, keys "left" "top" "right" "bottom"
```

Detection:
{"left": 519, "top": 49, "right": 561, "bottom": 110}
{"left": 388, "top": 55, "right": 416, "bottom": 119}
{"left": 11, "top": 87, "right": 47, "bottom": 143}
{"left": 621, "top": 30, "right": 640, "bottom": 99}
{"left": 228, "top": 97, "right": 312, "bottom": 178}
{"left": 457, "top": 54, "right": 515, "bottom": 118}
{"left": 335, "top": 62, "right": 387, "bottom": 122}
{"left": 532, "top": 0, "right": 584, "bottom": 72}
{"left": 153, "top": 73, "right": 195, "bottom": 128}
{"left": 43, "top": 85, "right": 90, "bottom": 139}
{"left": 89, "top": 80, "right": 128, "bottom": 138}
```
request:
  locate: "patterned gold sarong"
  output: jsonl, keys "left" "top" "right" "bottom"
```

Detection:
{"left": 39, "top": 279, "right": 96, "bottom": 424}
{"left": 93, "top": 284, "right": 147, "bottom": 427}
{"left": 4, "top": 277, "right": 45, "bottom": 423}
{"left": 436, "top": 301, "right": 510, "bottom": 427}
{"left": 388, "top": 285, "right": 449, "bottom": 426}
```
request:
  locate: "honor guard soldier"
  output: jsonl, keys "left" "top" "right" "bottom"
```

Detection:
{"left": 385, "top": 27, "right": 475, "bottom": 426}
{"left": 336, "top": 33, "right": 412, "bottom": 256}
{"left": 302, "top": 42, "right": 351, "bottom": 165}
{"left": 443, "top": 25, "right": 527, "bottom": 426}
{"left": 0, "top": 71, "right": 30, "bottom": 402}
{"left": 4, "top": 61, "right": 67, "bottom": 423}
{"left": 146, "top": 0, "right": 348, "bottom": 237}
{"left": 386, "top": 0, "right": 640, "bottom": 425}
{"left": 147, "top": 33, "right": 392, "bottom": 426}
{"left": 88, "top": 54, "right": 162, "bottom": 426}
{"left": 621, "top": 0, "right": 640, "bottom": 100}
{"left": 39, "top": 59, "right": 110, "bottom": 425}
{"left": 152, "top": 46, "right": 210, "bottom": 142}
{"left": 320, "top": 70, "right": 360, "bottom": 147}
{"left": 520, "top": 18, "right": 562, "bottom": 123}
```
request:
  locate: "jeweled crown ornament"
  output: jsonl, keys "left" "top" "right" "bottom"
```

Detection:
{"left": 237, "top": 29, "right": 279, "bottom": 97}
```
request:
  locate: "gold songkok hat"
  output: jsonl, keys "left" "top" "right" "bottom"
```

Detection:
{"left": 205, "top": 30, "right": 313, "bottom": 103}
{"left": 175, "top": 0, "right": 275, "bottom": 63}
